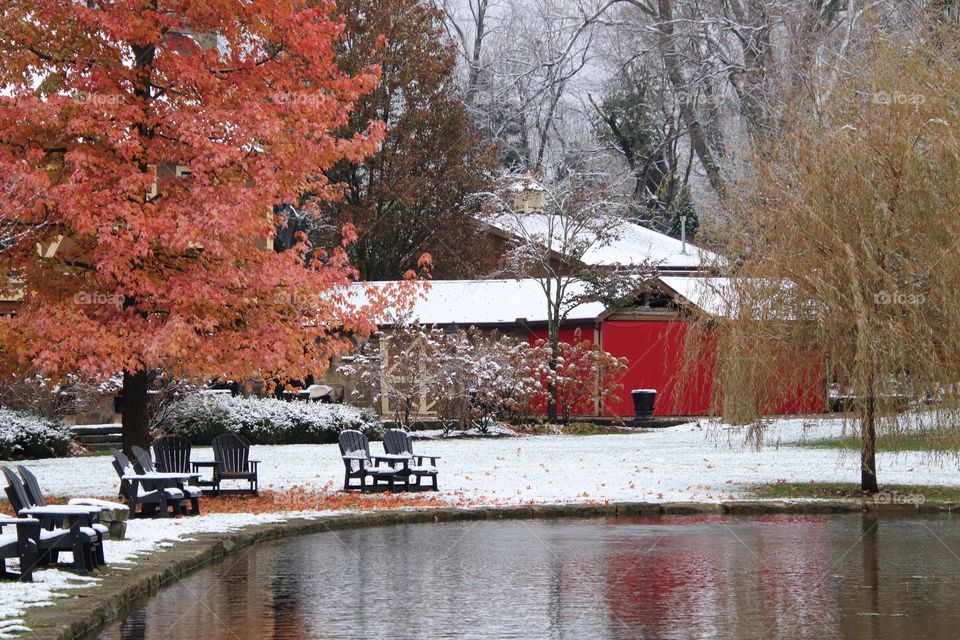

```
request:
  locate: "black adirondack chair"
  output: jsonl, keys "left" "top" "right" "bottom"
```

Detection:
{"left": 129, "top": 445, "right": 152, "bottom": 474}
{"left": 17, "top": 465, "right": 112, "bottom": 554}
{"left": 153, "top": 435, "right": 192, "bottom": 473}
{"left": 130, "top": 446, "right": 201, "bottom": 514}
{"left": 211, "top": 434, "right": 259, "bottom": 495}
{"left": 110, "top": 448, "right": 188, "bottom": 518}
{"left": 2, "top": 467, "right": 102, "bottom": 574}
{"left": 0, "top": 516, "right": 40, "bottom": 581}
{"left": 338, "top": 430, "right": 407, "bottom": 492}
{"left": 383, "top": 429, "right": 440, "bottom": 491}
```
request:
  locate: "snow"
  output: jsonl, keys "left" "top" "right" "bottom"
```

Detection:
{"left": 487, "top": 212, "right": 717, "bottom": 270}
{"left": 20, "top": 416, "right": 960, "bottom": 504}
{"left": 355, "top": 279, "right": 607, "bottom": 326}
{"left": 4, "top": 414, "right": 959, "bottom": 635}
{"left": 659, "top": 276, "right": 734, "bottom": 317}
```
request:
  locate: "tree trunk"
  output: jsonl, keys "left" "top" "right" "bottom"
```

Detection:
{"left": 656, "top": 0, "right": 726, "bottom": 198}
{"left": 547, "top": 323, "right": 560, "bottom": 423}
{"left": 121, "top": 369, "right": 150, "bottom": 456}
{"left": 861, "top": 391, "right": 879, "bottom": 493}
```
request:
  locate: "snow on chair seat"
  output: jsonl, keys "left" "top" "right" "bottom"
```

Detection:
{"left": 110, "top": 449, "right": 194, "bottom": 518}
{"left": 383, "top": 428, "right": 440, "bottom": 491}
{"left": 338, "top": 430, "right": 408, "bottom": 492}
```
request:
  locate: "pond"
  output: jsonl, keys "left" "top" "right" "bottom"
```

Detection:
{"left": 95, "top": 513, "right": 960, "bottom": 639}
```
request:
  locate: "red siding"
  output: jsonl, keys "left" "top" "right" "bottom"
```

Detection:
{"left": 526, "top": 319, "right": 824, "bottom": 418}
{"left": 602, "top": 320, "right": 714, "bottom": 416}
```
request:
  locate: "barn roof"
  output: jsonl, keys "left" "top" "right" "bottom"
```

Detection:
{"left": 658, "top": 276, "right": 733, "bottom": 317}
{"left": 485, "top": 213, "right": 717, "bottom": 271}
{"left": 357, "top": 279, "right": 608, "bottom": 327}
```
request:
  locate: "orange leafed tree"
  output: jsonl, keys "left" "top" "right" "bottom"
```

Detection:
{"left": 0, "top": 1, "right": 396, "bottom": 451}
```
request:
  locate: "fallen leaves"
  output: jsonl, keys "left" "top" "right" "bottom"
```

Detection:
{"left": 201, "top": 485, "right": 447, "bottom": 515}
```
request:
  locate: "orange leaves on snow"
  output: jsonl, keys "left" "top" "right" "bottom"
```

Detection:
{"left": 201, "top": 486, "right": 447, "bottom": 515}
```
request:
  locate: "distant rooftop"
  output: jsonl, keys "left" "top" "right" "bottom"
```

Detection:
{"left": 485, "top": 213, "right": 716, "bottom": 272}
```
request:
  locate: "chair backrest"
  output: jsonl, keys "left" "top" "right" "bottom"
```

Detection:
{"left": 110, "top": 449, "right": 139, "bottom": 500}
{"left": 16, "top": 466, "right": 46, "bottom": 508}
{"left": 338, "top": 430, "right": 371, "bottom": 473}
{"left": 383, "top": 429, "right": 413, "bottom": 456}
{"left": 1, "top": 466, "right": 34, "bottom": 513}
{"left": 153, "top": 435, "right": 192, "bottom": 473}
{"left": 338, "top": 430, "right": 370, "bottom": 457}
{"left": 131, "top": 446, "right": 155, "bottom": 474}
{"left": 212, "top": 433, "right": 250, "bottom": 473}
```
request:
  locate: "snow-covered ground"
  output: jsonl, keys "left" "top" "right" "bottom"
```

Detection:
{"left": 25, "top": 416, "right": 960, "bottom": 504}
{"left": 2, "top": 415, "right": 959, "bottom": 636}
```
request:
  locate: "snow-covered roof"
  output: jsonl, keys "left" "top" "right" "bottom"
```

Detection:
{"left": 658, "top": 276, "right": 733, "bottom": 317}
{"left": 358, "top": 279, "right": 607, "bottom": 327}
{"left": 486, "top": 213, "right": 716, "bottom": 270}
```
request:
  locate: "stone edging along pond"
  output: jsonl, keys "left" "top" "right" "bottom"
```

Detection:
{"left": 27, "top": 499, "right": 960, "bottom": 640}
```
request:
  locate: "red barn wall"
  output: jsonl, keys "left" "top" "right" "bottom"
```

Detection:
{"left": 527, "top": 318, "right": 824, "bottom": 419}
{"left": 601, "top": 320, "right": 714, "bottom": 417}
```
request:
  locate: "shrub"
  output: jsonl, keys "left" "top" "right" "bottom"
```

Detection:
{"left": 0, "top": 407, "right": 74, "bottom": 459}
{"left": 155, "top": 395, "right": 383, "bottom": 445}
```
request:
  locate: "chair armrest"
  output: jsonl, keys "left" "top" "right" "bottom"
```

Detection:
{"left": 248, "top": 460, "right": 259, "bottom": 470}
{"left": 19, "top": 509, "right": 94, "bottom": 530}
{"left": 0, "top": 517, "right": 40, "bottom": 528}
{"left": 414, "top": 455, "right": 440, "bottom": 465}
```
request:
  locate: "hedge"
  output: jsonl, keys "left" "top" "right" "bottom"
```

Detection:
{"left": 0, "top": 408, "right": 74, "bottom": 460}
{"left": 155, "top": 395, "right": 383, "bottom": 445}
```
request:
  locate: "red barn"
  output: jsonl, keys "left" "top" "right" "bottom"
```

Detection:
{"left": 361, "top": 277, "right": 826, "bottom": 418}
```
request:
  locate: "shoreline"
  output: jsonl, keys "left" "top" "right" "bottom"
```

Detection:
{"left": 23, "top": 498, "right": 960, "bottom": 640}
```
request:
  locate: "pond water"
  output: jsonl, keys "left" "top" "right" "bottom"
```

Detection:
{"left": 95, "top": 514, "right": 960, "bottom": 639}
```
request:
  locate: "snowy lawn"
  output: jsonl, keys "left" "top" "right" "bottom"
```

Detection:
{"left": 23, "top": 416, "right": 960, "bottom": 505}
{"left": 2, "top": 414, "right": 959, "bottom": 636}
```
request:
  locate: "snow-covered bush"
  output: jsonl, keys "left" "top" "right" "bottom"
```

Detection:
{"left": 0, "top": 407, "right": 74, "bottom": 459}
{"left": 155, "top": 395, "right": 382, "bottom": 445}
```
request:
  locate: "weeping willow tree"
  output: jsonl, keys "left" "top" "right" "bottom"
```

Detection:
{"left": 698, "top": 20, "right": 960, "bottom": 493}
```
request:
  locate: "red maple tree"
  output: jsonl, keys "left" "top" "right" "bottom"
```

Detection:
{"left": 0, "top": 1, "right": 400, "bottom": 450}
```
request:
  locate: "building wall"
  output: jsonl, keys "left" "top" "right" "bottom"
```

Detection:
{"left": 601, "top": 319, "right": 825, "bottom": 417}
{"left": 601, "top": 320, "right": 714, "bottom": 417}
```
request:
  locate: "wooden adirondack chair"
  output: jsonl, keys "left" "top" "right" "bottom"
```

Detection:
{"left": 17, "top": 465, "right": 114, "bottom": 554}
{"left": 110, "top": 448, "right": 187, "bottom": 518}
{"left": 0, "top": 516, "right": 40, "bottom": 581}
{"left": 130, "top": 446, "right": 201, "bottom": 515}
{"left": 2, "top": 467, "right": 102, "bottom": 574}
{"left": 211, "top": 434, "right": 259, "bottom": 495}
{"left": 338, "top": 430, "right": 407, "bottom": 492}
{"left": 153, "top": 435, "right": 192, "bottom": 473}
{"left": 383, "top": 428, "right": 440, "bottom": 491}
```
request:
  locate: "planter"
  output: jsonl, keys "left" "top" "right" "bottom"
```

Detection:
{"left": 630, "top": 389, "right": 657, "bottom": 420}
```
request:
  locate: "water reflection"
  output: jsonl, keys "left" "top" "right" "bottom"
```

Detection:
{"left": 95, "top": 514, "right": 960, "bottom": 640}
